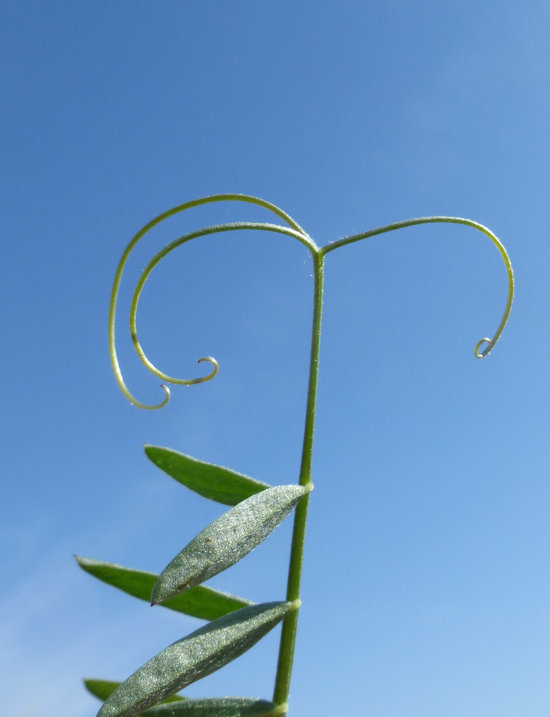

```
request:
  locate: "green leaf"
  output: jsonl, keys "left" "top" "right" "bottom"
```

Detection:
{"left": 97, "top": 601, "right": 294, "bottom": 717}
{"left": 152, "top": 484, "right": 308, "bottom": 605}
{"left": 141, "top": 698, "right": 279, "bottom": 716}
{"left": 84, "top": 680, "right": 185, "bottom": 705}
{"left": 76, "top": 557, "right": 253, "bottom": 620}
{"left": 145, "top": 446, "right": 270, "bottom": 506}
{"left": 85, "top": 680, "right": 121, "bottom": 702}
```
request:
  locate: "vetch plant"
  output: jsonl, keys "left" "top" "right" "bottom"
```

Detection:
{"left": 77, "top": 194, "right": 514, "bottom": 717}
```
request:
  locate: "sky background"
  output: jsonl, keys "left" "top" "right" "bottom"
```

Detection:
{"left": 2, "top": 2, "right": 550, "bottom": 716}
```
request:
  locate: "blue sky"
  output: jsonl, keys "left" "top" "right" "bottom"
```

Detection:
{"left": 2, "top": 2, "right": 550, "bottom": 715}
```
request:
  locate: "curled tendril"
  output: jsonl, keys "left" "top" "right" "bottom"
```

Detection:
{"left": 111, "top": 197, "right": 514, "bottom": 409}
{"left": 321, "top": 215, "right": 514, "bottom": 358}
{"left": 474, "top": 338, "right": 492, "bottom": 359}
{"left": 109, "top": 195, "right": 317, "bottom": 409}
{"left": 129, "top": 222, "right": 319, "bottom": 400}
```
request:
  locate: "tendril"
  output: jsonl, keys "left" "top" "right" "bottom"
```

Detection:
{"left": 109, "top": 195, "right": 317, "bottom": 409}
{"left": 474, "top": 338, "right": 492, "bottom": 359}
{"left": 129, "top": 222, "right": 319, "bottom": 396}
{"left": 321, "top": 216, "right": 514, "bottom": 358}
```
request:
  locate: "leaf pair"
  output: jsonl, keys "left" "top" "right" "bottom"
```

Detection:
{"left": 152, "top": 483, "right": 309, "bottom": 604}
{"left": 77, "top": 481, "right": 307, "bottom": 618}
{"left": 146, "top": 447, "right": 308, "bottom": 602}
{"left": 76, "top": 448, "right": 270, "bottom": 620}
{"left": 97, "top": 601, "right": 296, "bottom": 717}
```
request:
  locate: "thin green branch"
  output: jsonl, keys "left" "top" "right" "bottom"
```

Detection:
{"left": 273, "top": 251, "right": 324, "bottom": 711}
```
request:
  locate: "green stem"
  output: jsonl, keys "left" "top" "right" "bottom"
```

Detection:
{"left": 273, "top": 251, "right": 324, "bottom": 710}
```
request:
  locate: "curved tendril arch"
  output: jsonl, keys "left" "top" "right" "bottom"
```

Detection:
{"left": 109, "top": 195, "right": 317, "bottom": 409}
{"left": 321, "top": 216, "right": 514, "bottom": 358}
{"left": 111, "top": 196, "right": 514, "bottom": 409}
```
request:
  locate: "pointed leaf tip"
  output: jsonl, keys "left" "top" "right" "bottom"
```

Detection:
{"left": 84, "top": 679, "right": 121, "bottom": 702}
{"left": 152, "top": 484, "right": 308, "bottom": 604}
{"left": 97, "top": 601, "right": 292, "bottom": 717}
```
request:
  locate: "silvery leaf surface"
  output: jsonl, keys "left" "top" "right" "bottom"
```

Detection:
{"left": 97, "top": 601, "right": 293, "bottom": 717}
{"left": 151, "top": 485, "right": 308, "bottom": 605}
{"left": 141, "top": 697, "right": 278, "bottom": 716}
{"left": 85, "top": 679, "right": 185, "bottom": 704}
{"left": 145, "top": 446, "right": 269, "bottom": 506}
{"left": 76, "top": 557, "right": 252, "bottom": 620}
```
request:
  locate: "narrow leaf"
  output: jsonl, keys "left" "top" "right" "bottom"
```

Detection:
{"left": 152, "top": 484, "right": 308, "bottom": 604}
{"left": 145, "top": 445, "right": 269, "bottom": 506}
{"left": 84, "top": 680, "right": 184, "bottom": 704}
{"left": 76, "top": 557, "right": 252, "bottom": 620}
{"left": 97, "top": 601, "right": 294, "bottom": 717}
{"left": 141, "top": 698, "right": 278, "bottom": 716}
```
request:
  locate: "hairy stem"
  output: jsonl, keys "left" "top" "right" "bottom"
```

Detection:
{"left": 273, "top": 251, "right": 324, "bottom": 709}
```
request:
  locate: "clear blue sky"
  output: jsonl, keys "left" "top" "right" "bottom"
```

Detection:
{"left": 2, "top": 2, "right": 549, "bottom": 716}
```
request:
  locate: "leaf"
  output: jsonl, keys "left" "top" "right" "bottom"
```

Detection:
{"left": 85, "top": 680, "right": 121, "bottom": 702}
{"left": 141, "top": 697, "right": 278, "bottom": 716}
{"left": 97, "top": 601, "right": 294, "bottom": 717}
{"left": 144, "top": 446, "right": 270, "bottom": 506}
{"left": 84, "top": 680, "right": 184, "bottom": 704}
{"left": 76, "top": 557, "right": 253, "bottom": 621}
{"left": 152, "top": 484, "right": 308, "bottom": 604}
{"left": 85, "top": 680, "right": 275, "bottom": 716}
